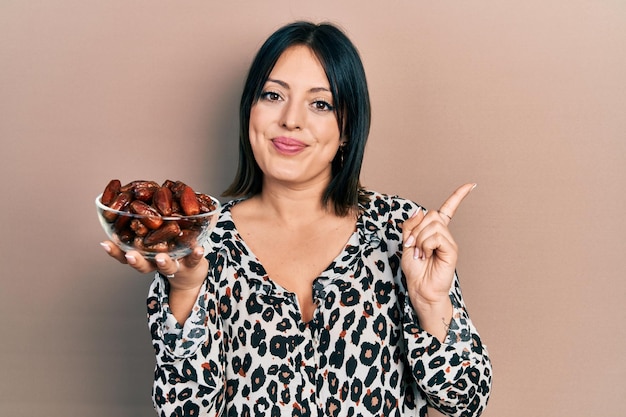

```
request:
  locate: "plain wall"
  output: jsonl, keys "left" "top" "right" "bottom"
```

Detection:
{"left": 1, "top": 1, "right": 625, "bottom": 416}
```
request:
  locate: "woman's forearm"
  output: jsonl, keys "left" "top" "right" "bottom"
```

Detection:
{"left": 411, "top": 296, "right": 453, "bottom": 342}
{"left": 168, "top": 285, "right": 204, "bottom": 325}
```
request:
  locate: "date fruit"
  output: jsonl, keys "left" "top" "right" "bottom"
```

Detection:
{"left": 99, "top": 179, "right": 217, "bottom": 256}
{"left": 101, "top": 179, "right": 121, "bottom": 206}
{"left": 144, "top": 221, "right": 182, "bottom": 246}
{"left": 102, "top": 191, "right": 132, "bottom": 222}
{"left": 153, "top": 186, "right": 173, "bottom": 216}
{"left": 130, "top": 200, "right": 163, "bottom": 230}
{"left": 179, "top": 185, "right": 201, "bottom": 216}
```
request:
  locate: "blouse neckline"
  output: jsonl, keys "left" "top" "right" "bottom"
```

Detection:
{"left": 217, "top": 197, "right": 374, "bottom": 299}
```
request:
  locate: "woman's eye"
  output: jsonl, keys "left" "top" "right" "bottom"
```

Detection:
{"left": 312, "top": 100, "right": 334, "bottom": 111}
{"left": 261, "top": 91, "right": 281, "bottom": 102}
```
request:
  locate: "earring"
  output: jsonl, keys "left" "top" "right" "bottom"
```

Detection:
{"left": 340, "top": 146, "right": 344, "bottom": 167}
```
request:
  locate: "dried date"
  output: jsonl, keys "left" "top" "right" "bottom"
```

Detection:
{"left": 133, "top": 181, "right": 160, "bottom": 202}
{"left": 130, "top": 200, "right": 163, "bottom": 230}
{"left": 143, "top": 221, "right": 182, "bottom": 246}
{"left": 102, "top": 191, "right": 132, "bottom": 222}
{"left": 179, "top": 185, "right": 201, "bottom": 216}
{"left": 130, "top": 218, "right": 149, "bottom": 237}
{"left": 176, "top": 229, "right": 200, "bottom": 247}
{"left": 100, "top": 178, "right": 217, "bottom": 254}
{"left": 101, "top": 179, "right": 121, "bottom": 206}
{"left": 153, "top": 186, "right": 173, "bottom": 216}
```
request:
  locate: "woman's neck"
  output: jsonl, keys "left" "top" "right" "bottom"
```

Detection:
{"left": 254, "top": 183, "right": 333, "bottom": 226}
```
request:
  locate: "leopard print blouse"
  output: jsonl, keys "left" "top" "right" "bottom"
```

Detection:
{"left": 147, "top": 190, "right": 492, "bottom": 416}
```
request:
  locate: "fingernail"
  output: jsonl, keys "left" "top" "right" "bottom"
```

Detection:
{"left": 413, "top": 248, "right": 420, "bottom": 260}
{"left": 410, "top": 210, "right": 418, "bottom": 218}
{"left": 471, "top": 183, "right": 477, "bottom": 191}
{"left": 100, "top": 242, "right": 111, "bottom": 253}
{"left": 155, "top": 258, "right": 166, "bottom": 267}
{"left": 125, "top": 254, "right": 136, "bottom": 265}
{"left": 404, "top": 236, "right": 415, "bottom": 248}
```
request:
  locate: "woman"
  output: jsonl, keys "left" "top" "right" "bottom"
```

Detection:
{"left": 102, "top": 21, "right": 492, "bottom": 417}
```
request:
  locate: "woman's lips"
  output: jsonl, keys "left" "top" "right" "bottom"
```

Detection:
{"left": 271, "top": 137, "right": 307, "bottom": 155}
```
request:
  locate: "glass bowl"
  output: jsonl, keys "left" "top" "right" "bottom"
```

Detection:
{"left": 96, "top": 192, "right": 220, "bottom": 260}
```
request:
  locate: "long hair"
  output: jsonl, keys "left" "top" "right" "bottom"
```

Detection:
{"left": 222, "top": 21, "right": 371, "bottom": 216}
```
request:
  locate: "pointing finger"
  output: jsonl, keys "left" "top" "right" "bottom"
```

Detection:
{"left": 437, "top": 183, "right": 477, "bottom": 225}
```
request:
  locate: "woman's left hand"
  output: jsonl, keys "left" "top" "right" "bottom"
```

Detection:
{"left": 401, "top": 183, "right": 476, "bottom": 338}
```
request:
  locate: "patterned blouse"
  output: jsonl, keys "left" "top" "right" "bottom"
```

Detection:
{"left": 147, "top": 190, "right": 492, "bottom": 417}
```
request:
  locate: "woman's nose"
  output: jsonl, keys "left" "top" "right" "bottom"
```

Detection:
{"left": 280, "top": 101, "right": 304, "bottom": 130}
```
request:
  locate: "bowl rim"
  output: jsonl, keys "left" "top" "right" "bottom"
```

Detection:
{"left": 95, "top": 192, "right": 221, "bottom": 220}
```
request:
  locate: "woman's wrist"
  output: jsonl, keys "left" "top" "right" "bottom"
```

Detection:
{"left": 165, "top": 257, "right": 209, "bottom": 324}
{"left": 164, "top": 257, "right": 209, "bottom": 291}
{"left": 168, "top": 285, "right": 204, "bottom": 325}
{"left": 410, "top": 295, "right": 453, "bottom": 342}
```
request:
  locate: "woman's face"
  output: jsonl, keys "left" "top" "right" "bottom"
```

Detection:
{"left": 248, "top": 45, "right": 342, "bottom": 190}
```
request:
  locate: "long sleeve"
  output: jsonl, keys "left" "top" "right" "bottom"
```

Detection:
{"left": 146, "top": 249, "right": 226, "bottom": 416}
{"left": 400, "top": 271, "right": 492, "bottom": 416}
{"left": 376, "top": 193, "right": 492, "bottom": 416}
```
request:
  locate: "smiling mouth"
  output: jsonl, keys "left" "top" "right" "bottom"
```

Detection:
{"left": 272, "top": 137, "right": 307, "bottom": 155}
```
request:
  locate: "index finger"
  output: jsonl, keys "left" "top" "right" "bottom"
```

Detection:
{"left": 437, "top": 183, "right": 477, "bottom": 225}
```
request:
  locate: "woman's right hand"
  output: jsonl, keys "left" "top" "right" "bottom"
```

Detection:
{"left": 100, "top": 241, "right": 209, "bottom": 323}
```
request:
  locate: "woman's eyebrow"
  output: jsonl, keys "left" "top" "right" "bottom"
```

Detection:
{"left": 266, "top": 78, "right": 331, "bottom": 93}
{"left": 266, "top": 78, "right": 289, "bottom": 88}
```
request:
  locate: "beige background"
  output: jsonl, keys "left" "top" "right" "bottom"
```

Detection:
{"left": 1, "top": 1, "right": 625, "bottom": 416}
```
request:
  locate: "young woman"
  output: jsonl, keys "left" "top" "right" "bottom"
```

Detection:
{"left": 102, "top": 21, "right": 492, "bottom": 417}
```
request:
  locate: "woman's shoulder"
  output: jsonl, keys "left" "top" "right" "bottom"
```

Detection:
{"left": 215, "top": 196, "right": 249, "bottom": 220}
{"left": 356, "top": 190, "right": 423, "bottom": 248}
{"left": 219, "top": 196, "right": 246, "bottom": 211}
{"left": 359, "top": 189, "right": 422, "bottom": 218}
{"left": 207, "top": 198, "right": 243, "bottom": 240}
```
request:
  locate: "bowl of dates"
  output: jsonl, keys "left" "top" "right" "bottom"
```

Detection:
{"left": 96, "top": 179, "right": 220, "bottom": 259}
